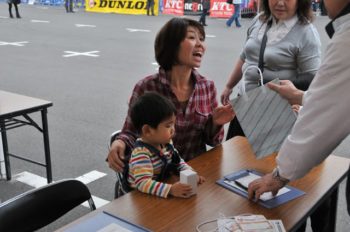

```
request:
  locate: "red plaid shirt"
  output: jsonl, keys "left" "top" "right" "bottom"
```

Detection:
{"left": 117, "top": 68, "right": 224, "bottom": 161}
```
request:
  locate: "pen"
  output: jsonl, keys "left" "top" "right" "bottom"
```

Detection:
{"left": 234, "top": 180, "right": 248, "bottom": 191}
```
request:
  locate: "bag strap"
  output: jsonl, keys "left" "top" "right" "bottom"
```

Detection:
{"left": 134, "top": 140, "right": 180, "bottom": 181}
{"left": 258, "top": 19, "right": 273, "bottom": 76}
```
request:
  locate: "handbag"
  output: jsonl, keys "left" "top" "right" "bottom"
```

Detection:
{"left": 230, "top": 67, "right": 297, "bottom": 159}
{"left": 226, "top": 0, "right": 233, "bottom": 4}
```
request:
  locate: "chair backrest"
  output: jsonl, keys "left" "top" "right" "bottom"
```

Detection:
{"left": 109, "top": 130, "right": 132, "bottom": 198}
{"left": 0, "top": 179, "right": 96, "bottom": 232}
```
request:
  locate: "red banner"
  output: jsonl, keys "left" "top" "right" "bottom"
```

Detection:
{"left": 163, "top": 0, "right": 184, "bottom": 15}
{"left": 209, "top": 0, "right": 234, "bottom": 18}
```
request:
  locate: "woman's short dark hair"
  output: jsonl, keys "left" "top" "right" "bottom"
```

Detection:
{"left": 155, "top": 17, "right": 205, "bottom": 71}
{"left": 130, "top": 92, "right": 177, "bottom": 133}
{"left": 260, "top": 0, "right": 314, "bottom": 24}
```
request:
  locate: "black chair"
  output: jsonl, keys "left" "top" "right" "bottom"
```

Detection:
{"left": 0, "top": 179, "right": 96, "bottom": 232}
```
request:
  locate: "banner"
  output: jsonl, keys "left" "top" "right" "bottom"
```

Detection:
{"left": 86, "top": 0, "right": 159, "bottom": 15}
{"left": 183, "top": 0, "right": 202, "bottom": 15}
{"left": 162, "top": 0, "right": 184, "bottom": 15}
{"left": 209, "top": 0, "right": 233, "bottom": 18}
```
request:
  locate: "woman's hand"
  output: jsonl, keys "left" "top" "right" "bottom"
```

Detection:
{"left": 107, "top": 139, "right": 126, "bottom": 172}
{"left": 220, "top": 87, "right": 233, "bottom": 105}
{"left": 212, "top": 104, "right": 235, "bottom": 126}
{"left": 170, "top": 182, "right": 192, "bottom": 198}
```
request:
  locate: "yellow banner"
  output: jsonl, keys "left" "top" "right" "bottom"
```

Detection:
{"left": 86, "top": 0, "right": 159, "bottom": 15}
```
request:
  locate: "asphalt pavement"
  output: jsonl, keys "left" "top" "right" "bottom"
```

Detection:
{"left": 0, "top": 3, "right": 349, "bottom": 231}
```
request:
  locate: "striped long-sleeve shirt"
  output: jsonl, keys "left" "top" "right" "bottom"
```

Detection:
{"left": 128, "top": 140, "right": 192, "bottom": 198}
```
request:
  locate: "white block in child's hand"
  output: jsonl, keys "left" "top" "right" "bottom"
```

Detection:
{"left": 180, "top": 169, "right": 198, "bottom": 196}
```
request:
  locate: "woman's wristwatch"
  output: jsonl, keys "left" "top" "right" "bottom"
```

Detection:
{"left": 272, "top": 167, "right": 290, "bottom": 186}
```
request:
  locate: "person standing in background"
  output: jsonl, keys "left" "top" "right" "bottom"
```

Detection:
{"left": 7, "top": 0, "right": 21, "bottom": 18}
{"left": 226, "top": 0, "right": 242, "bottom": 28}
{"left": 146, "top": 0, "right": 155, "bottom": 16}
{"left": 199, "top": 0, "right": 210, "bottom": 26}
{"left": 65, "top": 0, "right": 74, "bottom": 13}
{"left": 221, "top": 0, "right": 321, "bottom": 139}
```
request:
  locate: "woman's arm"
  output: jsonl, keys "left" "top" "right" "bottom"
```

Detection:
{"left": 221, "top": 58, "right": 244, "bottom": 104}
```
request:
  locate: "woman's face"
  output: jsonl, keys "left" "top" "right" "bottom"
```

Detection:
{"left": 177, "top": 26, "right": 206, "bottom": 68}
{"left": 269, "top": 0, "right": 298, "bottom": 21}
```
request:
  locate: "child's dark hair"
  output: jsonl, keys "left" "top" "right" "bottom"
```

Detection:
{"left": 130, "top": 92, "right": 177, "bottom": 133}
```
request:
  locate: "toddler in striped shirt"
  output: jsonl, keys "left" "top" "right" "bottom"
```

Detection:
{"left": 128, "top": 92, "right": 205, "bottom": 198}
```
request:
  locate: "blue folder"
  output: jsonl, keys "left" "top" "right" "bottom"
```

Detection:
{"left": 64, "top": 211, "right": 151, "bottom": 232}
{"left": 216, "top": 169, "right": 305, "bottom": 209}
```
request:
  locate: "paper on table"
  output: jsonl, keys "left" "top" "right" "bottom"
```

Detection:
{"left": 226, "top": 172, "right": 290, "bottom": 201}
{"left": 97, "top": 223, "right": 133, "bottom": 232}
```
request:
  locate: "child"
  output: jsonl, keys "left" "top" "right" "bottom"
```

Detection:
{"left": 128, "top": 92, "right": 205, "bottom": 198}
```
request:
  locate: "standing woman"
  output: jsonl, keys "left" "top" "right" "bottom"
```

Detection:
{"left": 107, "top": 18, "right": 234, "bottom": 188}
{"left": 221, "top": 0, "right": 321, "bottom": 138}
{"left": 7, "top": 0, "right": 21, "bottom": 18}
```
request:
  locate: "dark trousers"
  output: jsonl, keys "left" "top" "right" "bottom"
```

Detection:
{"left": 199, "top": 9, "right": 209, "bottom": 25}
{"left": 226, "top": 117, "right": 245, "bottom": 140}
{"left": 8, "top": 3, "right": 20, "bottom": 18}
{"left": 146, "top": 0, "right": 154, "bottom": 15}
{"left": 296, "top": 196, "right": 334, "bottom": 232}
{"left": 65, "top": 0, "right": 73, "bottom": 12}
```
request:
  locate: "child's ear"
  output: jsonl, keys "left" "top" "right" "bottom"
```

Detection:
{"left": 141, "top": 124, "right": 152, "bottom": 137}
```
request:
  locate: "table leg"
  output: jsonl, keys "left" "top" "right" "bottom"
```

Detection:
{"left": 328, "top": 187, "right": 338, "bottom": 232}
{"left": 41, "top": 109, "right": 52, "bottom": 183}
{"left": 0, "top": 120, "right": 11, "bottom": 180}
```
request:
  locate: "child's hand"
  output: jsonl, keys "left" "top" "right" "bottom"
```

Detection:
{"left": 169, "top": 182, "right": 192, "bottom": 198}
{"left": 198, "top": 175, "right": 206, "bottom": 185}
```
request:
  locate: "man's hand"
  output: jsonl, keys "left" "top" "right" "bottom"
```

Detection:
{"left": 107, "top": 139, "right": 126, "bottom": 172}
{"left": 267, "top": 80, "right": 304, "bottom": 106}
{"left": 212, "top": 104, "right": 235, "bottom": 126}
{"left": 247, "top": 173, "right": 285, "bottom": 201}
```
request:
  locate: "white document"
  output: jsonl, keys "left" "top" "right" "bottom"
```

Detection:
{"left": 97, "top": 223, "right": 133, "bottom": 232}
{"left": 217, "top": 215, "right": 286, "bottom": 232}
{"left": 226, "top": 172, "right": 290, "bottom": 201}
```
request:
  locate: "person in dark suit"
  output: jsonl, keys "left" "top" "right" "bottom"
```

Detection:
{"left": 7, "top": 0, "right": 21, "bottom": 18}
{"left": 199, "top": 0, "right": 210, "bottom": 26}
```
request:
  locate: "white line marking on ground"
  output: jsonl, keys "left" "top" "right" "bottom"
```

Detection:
{"left": 14, "top": 171, "right": 47, "bottom": 188}
{"left": 63, "top": 51, "right": 100, "bottom": 57}
{"left": 75, "top": 170, "right": 107, "bottom": 184}
{"left": 31, "top": 19, "right": 50, "bottom": 23}
{"left": 75, "top": 24, "right": 96, "bottom": 28}
{"left": 151, "top": 62, "right": 158, "bottom": 66}
{"left": 14, "top": 171, "right": 110, "bottom": 208}
{"left": 0, "top": 41, "right": 28, "bottom": 46}
{"left": 206, "top": 35, "right": 216, "bottom": 38}
{"left": 126, "top": 28, "right": 151, "bottom": 33}
{"left": 0, "top": 16, "right": 8, "bottom": 19}
{"left": 82, "top": 196, "right": 110, "bottom": 208}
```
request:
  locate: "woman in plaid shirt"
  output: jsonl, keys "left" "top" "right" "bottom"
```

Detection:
{"left": 107, "top": 18, "right": 234, "bottom": 176}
